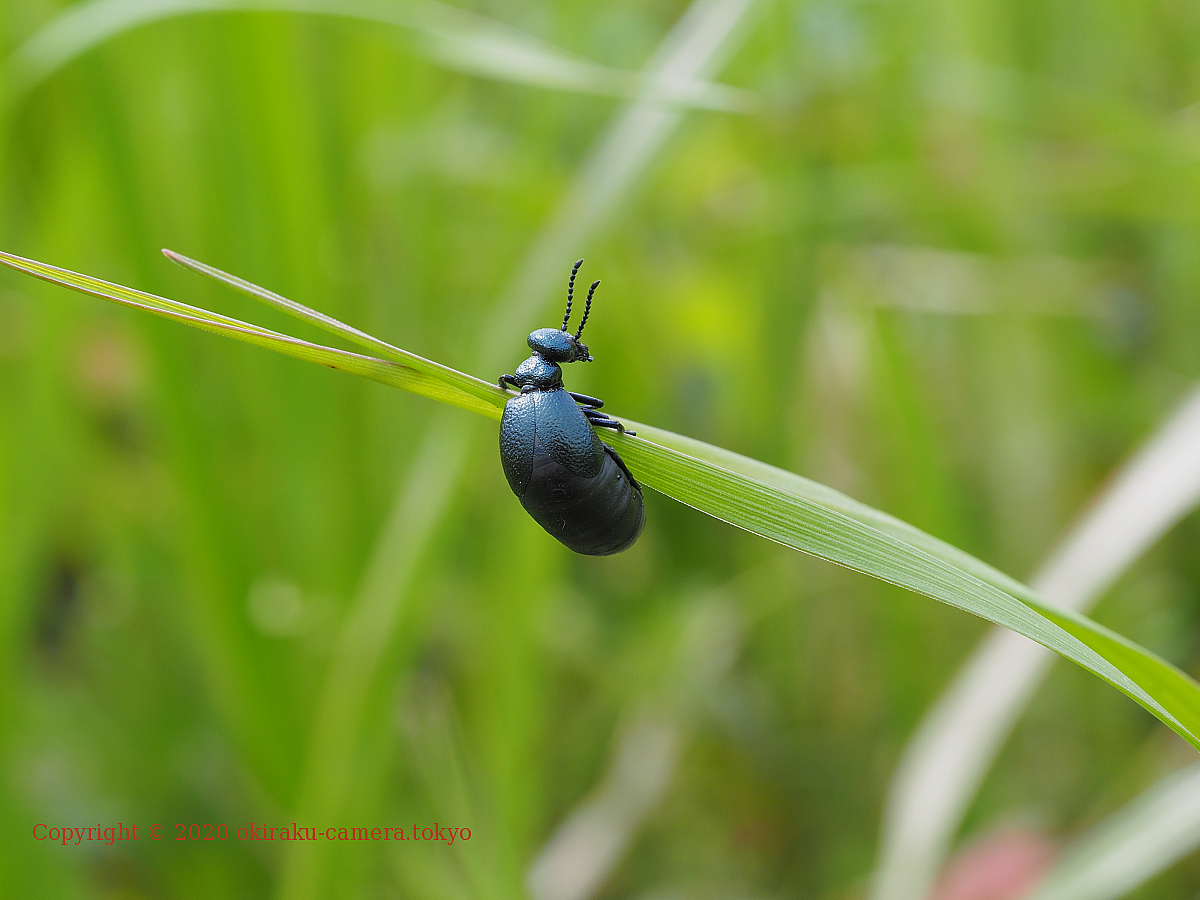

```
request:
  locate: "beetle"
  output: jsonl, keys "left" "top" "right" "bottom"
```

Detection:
{"left": 498, "top": 259, "right": 645, "bottom": 555}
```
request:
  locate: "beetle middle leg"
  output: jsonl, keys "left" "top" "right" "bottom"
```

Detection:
{"left": 568, "top": 391, "right": 604, "bottom": 410}
{"left": 499, "top": 373, "right": 520, "bottom": 391}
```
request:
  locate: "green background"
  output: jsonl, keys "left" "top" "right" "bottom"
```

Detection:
{"left": 2, "top": 0, "right": 1200, "bottom": 897}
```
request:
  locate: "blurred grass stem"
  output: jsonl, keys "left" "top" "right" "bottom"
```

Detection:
{"left": 1024, "top": 761, "right": 1200, "bottom": 900}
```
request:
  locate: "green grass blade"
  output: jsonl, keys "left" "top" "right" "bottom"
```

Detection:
{"left": 0, "top": 250, "right": 503, "bottom": 420}
{"left": 160, "top": 248, "right": 503, "bottom": 413}
{"left": 5, "top": 248, "right": 1200, "bottom": 754}
{"left": 163, "top": 248, "right": 410, "bottom": 358}
{"left": 608, "top": 424, "right": 1200, "bottom": 750}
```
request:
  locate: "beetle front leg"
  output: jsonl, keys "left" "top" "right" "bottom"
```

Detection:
{"left": 499, "top": 373, "right": 520, "bottom": 391}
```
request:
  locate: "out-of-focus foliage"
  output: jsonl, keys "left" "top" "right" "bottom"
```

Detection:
{"left": 3, "top": 1, "right": 1200, "bottom": 899}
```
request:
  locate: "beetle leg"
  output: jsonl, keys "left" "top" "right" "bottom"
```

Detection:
{"left": 601, "top": 444, "right": 642, "bottom": 489}
{"left": 499, "top": 373, "right": 520, "bottom": 391}
{"left": 568, "top": 391, "right": 604, "bottom": 410}
{"left": 584, "top": 409, "right": 618, "bottom": 426}
{"left": 585, "top": 410, "right": 635, "bottom": 436}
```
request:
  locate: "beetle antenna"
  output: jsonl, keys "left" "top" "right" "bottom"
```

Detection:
{"left": 576, "top": 280, "right": 599, "bottom": 340}
{"left": 563, "top": 258, "right": 584, "bottom": 331}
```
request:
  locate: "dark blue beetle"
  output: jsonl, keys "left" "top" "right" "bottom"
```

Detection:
{"left": 498, "top": 260, "right": 645, "bottom": 555}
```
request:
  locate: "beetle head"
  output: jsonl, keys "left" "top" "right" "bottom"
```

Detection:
{"left": 528, "top": 328, "right": 591, "bottom": 363}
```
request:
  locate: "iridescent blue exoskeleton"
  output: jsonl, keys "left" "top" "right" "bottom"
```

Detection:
{"left": 498, "top": 260, "right": 645, "bottom": 555}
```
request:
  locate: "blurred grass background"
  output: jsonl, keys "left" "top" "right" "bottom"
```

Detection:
{"left": 3, "top": 0, "right": 1200, "bottom": 898}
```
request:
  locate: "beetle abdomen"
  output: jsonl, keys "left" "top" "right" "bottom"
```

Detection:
{"left": 498, "top": 391, "right": 644, "bottom": 555}
{"left": 520, "top": 439, "right": 644, "bottom": 555}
